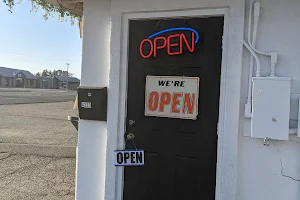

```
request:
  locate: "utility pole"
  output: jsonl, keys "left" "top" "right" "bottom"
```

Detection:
{"left": 66, "top": 63, "right": 70, "bottom": 90}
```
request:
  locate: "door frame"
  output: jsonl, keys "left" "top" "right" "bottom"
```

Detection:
{"left": 109, "top": 8, "right": 241, "bottom": 200}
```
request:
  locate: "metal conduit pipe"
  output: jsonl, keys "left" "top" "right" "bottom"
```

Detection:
{"left": 247, "top": 0, "right": 278, "bottom": 77}
{"left": 245, "top": 0, "right": 278, "bottom": 119}
{"left": 243, "top": 41, "right": 261, "bottom": 78}
{"left": 245, "top": 1, "right": 260, "bottom": 118}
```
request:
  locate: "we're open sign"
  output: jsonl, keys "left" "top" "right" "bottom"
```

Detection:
{"left": 145, "top": 76, "right": 199, "bottom": 120}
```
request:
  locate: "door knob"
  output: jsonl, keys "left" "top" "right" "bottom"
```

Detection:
{"left": 126, "top": 133, "right": 135, "bottom": 140}
{"left": 129, "top": 120, "right": 135, "bottom": 125}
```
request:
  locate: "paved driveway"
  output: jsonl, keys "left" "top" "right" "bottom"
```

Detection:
{"left": 0, "top": 88, "right": 77, "bottom": 105}
{"left": 0, "top": 98, "right": 78, "bottom": 199}
{"left": 0, "top": 101, "right": 78, "bottom": 146}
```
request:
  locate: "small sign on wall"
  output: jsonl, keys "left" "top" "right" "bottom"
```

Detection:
{"left": 114, "top": 150, "right": 145, "bottom": 166}
{"left": 145, "top": 76, "right": 200, "bottom": 120}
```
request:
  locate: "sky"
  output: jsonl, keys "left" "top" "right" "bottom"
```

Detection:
{"left": 0, "top": 1, "right": 82, "bottom": 78}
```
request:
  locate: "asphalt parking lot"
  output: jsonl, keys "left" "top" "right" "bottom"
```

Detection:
{"left": 0, "top": 101, "right": 78, "bottom": 146}
{"left": 0, "top": 88, "right": 77, "bottom": 105}
{"left": 0, "top": 88, "right": 78, "bottom": 146}
{"left": 0, "top": 88, "right": 78, "bottom": 199}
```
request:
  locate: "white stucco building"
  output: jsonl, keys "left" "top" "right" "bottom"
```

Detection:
{"left": 47, "top": 0, "right": 300, "bottom": 199}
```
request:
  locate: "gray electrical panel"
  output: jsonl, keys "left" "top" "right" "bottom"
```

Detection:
{"left": 251, "top": 77, "right": 291, "bottom": 140}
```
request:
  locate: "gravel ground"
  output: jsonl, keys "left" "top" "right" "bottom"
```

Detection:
{"left": 0, "top": 101, "right": 78, "bottom": 199}
{"left": 0, "top": 153, "right": 75, "bottom": 200}
{"left": 0, "top": 101, "right": 78, "bottom": 146}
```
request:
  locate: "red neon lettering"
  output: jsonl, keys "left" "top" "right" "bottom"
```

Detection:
{"left": 167, "top": 34, "right": 181, "bottom": 56}
{"left": 159, "top": 92, "right": 171, "bottom": 112}
{"left": 139, "top": 39, "right": 153, "bottom": 59}
{"left": 183, "top": 93, "right": 196, "bottom": 114}
{"left": 140, "top": 31, "right": 196, "bottom": 58}
{"left": 171, "top": 93, "right": 182, "bottom": 113}
{"left": 154, "top": 37, "right": 167, "bottom": 57}
{"left": 181, "top": 32, "right": 195, "bottom": 53}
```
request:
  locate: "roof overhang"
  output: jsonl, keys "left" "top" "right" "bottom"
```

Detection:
{"left": 45, "top": 0, "right": 83, "bottom": 16}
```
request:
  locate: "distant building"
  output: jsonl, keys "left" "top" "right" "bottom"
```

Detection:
{"left": 36, "top": 77, "right": 54, "bottom": 89}
{"left": 0, "top": 67, "right": 37, "bottom": 88}
{"left": 36, "top": 76, "right": 80, "bottom": 90}
{"left": 0, "top": 66, "right": 80, "bottom": 90}
{"left": 54, "top": 76, "right": 80, "bottom": 90}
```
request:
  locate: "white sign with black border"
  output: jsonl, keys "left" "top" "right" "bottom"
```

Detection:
{"left": 114, "top": 150, "right": 145, "bottom": 166}
{"left": 145, "top": 76, "right": 200, "bottom": 120}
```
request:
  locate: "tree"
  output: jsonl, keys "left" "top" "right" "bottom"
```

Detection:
{"left": 35, "top": 72, "right": 41, "bottom": 77}
{"left": 57, "top": 70, "right": 62, "bottom": 76}
{"left": 37, "top": 69, "right": 74, "bottom": 77}
{"left": 3, "top": 0, "right": 80, "bottom": 25}
{"left": 62, "top": 70, "right": 74, "bottom": 77}
{"left": 41, "top": 70, "right": 47, "bottom": 77}
{"left": 41, "top": 69, "right": 50, "bottom": 77}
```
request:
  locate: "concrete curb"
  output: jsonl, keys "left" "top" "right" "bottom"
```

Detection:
{"left": 0, "top": 143, "right": 76, "bottom": 158}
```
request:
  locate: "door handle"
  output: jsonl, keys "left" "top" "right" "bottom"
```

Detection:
{"left": 126, "top": 133, "right": 135, "bottom": 140}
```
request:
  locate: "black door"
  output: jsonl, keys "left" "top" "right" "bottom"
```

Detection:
{"left": 124, "top": 17, "right": 224, "bottom": 200}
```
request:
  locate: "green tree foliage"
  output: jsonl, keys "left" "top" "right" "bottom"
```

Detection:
{"left": 37, "top": 69, "right": 74, "bottom": 77}
{"left": 3, "top": 0, "right": 80, "bottom": 25}
{"left": 41, "top": 69, "right": 51, "bottom": 77}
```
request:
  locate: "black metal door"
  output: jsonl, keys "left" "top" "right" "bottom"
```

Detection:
{"left": 124, "top": 17, "right": 224, "bottom": 200}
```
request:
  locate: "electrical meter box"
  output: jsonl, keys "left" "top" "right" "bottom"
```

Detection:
{"left": 77, "top": 86, "right": 107, "bottom": 121}
{"left": 251, "top": 77, "right": 291, "bottom": 140}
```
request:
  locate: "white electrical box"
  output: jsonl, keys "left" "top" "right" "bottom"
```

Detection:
{"left": 251, "top": 77, "right": 291, "bottom": 140}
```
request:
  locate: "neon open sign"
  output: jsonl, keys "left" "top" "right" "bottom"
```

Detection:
{"left": 139, "top": 27, "right": 199, "bottom": 58}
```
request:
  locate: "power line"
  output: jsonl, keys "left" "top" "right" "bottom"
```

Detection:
{"left": 0, "top": 49, "right": 80, "bottom": 62}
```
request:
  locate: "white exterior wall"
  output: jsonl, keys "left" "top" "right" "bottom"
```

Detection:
{"left": 76, "top": 0, "right": 110, "bottom": 199}
{"left": 108, "top": 0, "right": 245, "bottom": 200}
{"left": 79, "top": 0, "right": 300, "bottom": 199}
{"left": 239, "top": 0, "right": 300, "bottom": 199}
